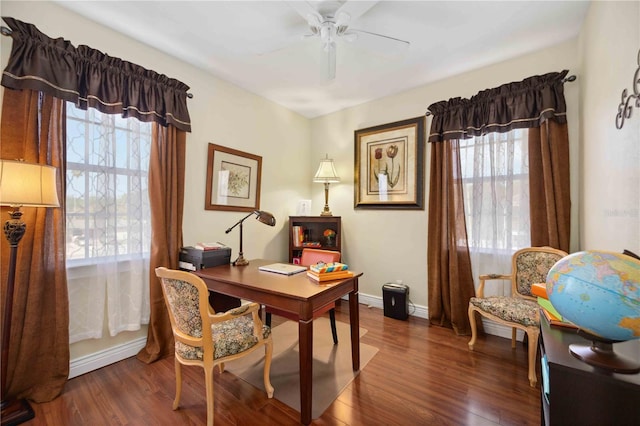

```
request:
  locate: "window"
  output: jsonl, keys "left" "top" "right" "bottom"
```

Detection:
{"left": 459, "top": 129, "right": 531, "bottom": 295}
{"left": 65, "top": 104, "right": 151, "bottom": 343}
{"left": 459, "top": 129, "right": 531, "bottom": 251}
{"left": 66, "top": 105, "right": 151, "bottom": 262}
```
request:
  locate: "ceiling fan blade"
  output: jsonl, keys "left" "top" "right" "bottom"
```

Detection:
{"left": 335, "top": 1, "right": 379, "bottom": 25}
{"left": 349, "top": 28, "right": 410, "bottom": 49}
{"left": 286, "top": 1, "right": 323, "bottom": 26}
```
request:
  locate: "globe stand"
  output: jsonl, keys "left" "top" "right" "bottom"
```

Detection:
{"left": 570, "top": 330, "right": 640, "bottom": 374}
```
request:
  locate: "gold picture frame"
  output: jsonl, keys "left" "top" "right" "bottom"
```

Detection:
{"left": 205, "top": 143, "right": 262, "bottom": 212}
{"left": 354, "top": 116, "right": 425, "bottom": 209}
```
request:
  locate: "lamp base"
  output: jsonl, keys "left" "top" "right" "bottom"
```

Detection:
{"left": 233, "top": 254, "right": 249, "bottom": 266}
{"left": 320, "top": 209, "right": 333, "bottom": 216}
{"left": 1, "top": 397, "right": 35, "bottom": 426}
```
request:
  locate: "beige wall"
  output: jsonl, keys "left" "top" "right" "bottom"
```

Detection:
{"left": 578, "top": 0, "right": 640, "bottom": 252}
{"left": 310, "top": 40, "right": 581, "bottom": 309}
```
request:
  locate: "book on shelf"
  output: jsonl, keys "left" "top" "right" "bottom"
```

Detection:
{"left": 302, "top": 241, "right": 321, "bottom": 247}
{"left": 306, "top": 270, "right": 354, "bottom": 282}
{"left": 292, "top": 226, "right": 304, "bottom": 247}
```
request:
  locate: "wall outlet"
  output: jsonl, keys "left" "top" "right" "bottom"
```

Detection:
{"left": 396, "top": 279, "right": 403, "bottom": 285}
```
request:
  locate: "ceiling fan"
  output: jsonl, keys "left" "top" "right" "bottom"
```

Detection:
{"left": 286, "top": 1, "right": 410, "bottom": 80}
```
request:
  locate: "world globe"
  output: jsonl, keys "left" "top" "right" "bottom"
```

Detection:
{"left": 546, "top": 250, "right": 640, "bottom": 372}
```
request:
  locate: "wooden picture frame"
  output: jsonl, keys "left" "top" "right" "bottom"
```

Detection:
{"left": 205, "top": 143, "right": 262, "bottom": 212}
{"left": 354, "top": 116, "right": 425, "bottom": 209}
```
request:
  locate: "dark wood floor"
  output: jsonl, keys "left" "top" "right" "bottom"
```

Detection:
{"left": 26, "top": 304, "right": 541, "bottom": 425}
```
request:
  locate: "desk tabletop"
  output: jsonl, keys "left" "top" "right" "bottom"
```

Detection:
{"left": 194, "top": 259, "right": 362, "bottom": 302}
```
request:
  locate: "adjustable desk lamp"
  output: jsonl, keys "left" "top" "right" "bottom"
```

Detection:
{"left": 225, "top": 210, "right": 275, "bottom": 266}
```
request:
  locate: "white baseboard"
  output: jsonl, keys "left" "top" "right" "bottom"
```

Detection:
{"left": 69, "top": 336, "right": 147, "bottom": 379}
{"left": 356, "top": 292, "right": 519, "bottom": 340}
{"left": 357, "top": 292, "right": 428, "bottom": 319}
{"left": 70, "top": 293, "right": 518, "bottom": 378}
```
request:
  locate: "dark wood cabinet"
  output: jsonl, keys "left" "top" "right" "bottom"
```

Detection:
{"left": 288, "top": 216, "right": 341, "bottom": 263}
{"left": 539, "top": 314, "right": 640, "bottom": 426}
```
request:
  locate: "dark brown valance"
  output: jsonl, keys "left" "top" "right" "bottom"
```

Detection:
{"left": 427, "top": 70, "right": 568, "bottom": 142}
{"left": 1, "top": 17, "right": 192, "bottom": 132}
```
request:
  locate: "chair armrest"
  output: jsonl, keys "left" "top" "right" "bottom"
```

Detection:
{"left": 478, "top": 274, "right": 512, "bottom": 280}
{"left": 209, "top": 302, "right": 266, "bottom": 340}
{"left": 476, "top": 274, "right": 512, "bottom": 298}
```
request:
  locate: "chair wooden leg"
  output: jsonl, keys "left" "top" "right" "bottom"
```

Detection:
{"left": 204, "top": 364, "right": 215, "bottom": 426}
{"left": 526, "top": 328, "right": 540, "bottom": 387}
{"left": 173, "top": 357, "right": 182, "bottom": 410}
{"left": 468, "top": 304, "right": 477, "bottom": 350}
{"left": 263, "top": 340, "right": 274, "bottom": 398}
{"left": 511, "top": 327, "right": 517, "bottom": 349}
{"left": 265, "top": 312, "right": 272, "bottom": 327}
{"left": 329, "top": 308, "right": 338, "bottom": 345}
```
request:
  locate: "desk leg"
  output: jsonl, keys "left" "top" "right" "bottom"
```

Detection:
{"left": 349, "top": 289, "right": 360, "bottom": 371}
{"left": 299, "top": 318, "right": 313, "bottom": 425}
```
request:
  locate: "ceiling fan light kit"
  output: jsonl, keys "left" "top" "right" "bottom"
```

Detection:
{"left": 288, "top": 0, "right": 410, "bottom": 80}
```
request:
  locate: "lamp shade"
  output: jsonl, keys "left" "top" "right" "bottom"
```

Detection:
{"left": 255, "top": 210, "right": 276, "bottom": 226}
{"left": 313, "top": 155, "right": 340, "bottom": 183}
{"left": 0, "top": 159, "right": 60, "bottom": 207}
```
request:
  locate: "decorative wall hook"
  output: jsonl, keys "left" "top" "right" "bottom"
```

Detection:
{"left": 615, "top": 49, "right": 640, "bottom": 129}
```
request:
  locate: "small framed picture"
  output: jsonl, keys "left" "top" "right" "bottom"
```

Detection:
{"left": 205, "top": 143, "right": 262, "bottom": 212}
{"left": 354, "top": 116, "right": 425, "bottom": 209}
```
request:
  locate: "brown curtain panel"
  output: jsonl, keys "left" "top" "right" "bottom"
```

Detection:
{"left": 528, "top": 120, "right": 571, "bottom": 253}
{"left": 1, "top": 17, "right": 191, "bottom": 132}
{"left": 426, "top": 70, "right": 571, "bottom": 334}
{"left": 0, "top": 88, "right": 69, "bottom": 402}
{"left": 427, "top": 140, "right": 476, "bottom": 335}
{"left": 137, "top": 123, "right": 186, "bottom": 363}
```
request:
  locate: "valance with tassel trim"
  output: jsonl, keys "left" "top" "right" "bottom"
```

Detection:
{"left": 1, "top": 17, "right": 192, "bottom": 132}
{"left": 427, "top": 70, "right": 568, "bottom": 142}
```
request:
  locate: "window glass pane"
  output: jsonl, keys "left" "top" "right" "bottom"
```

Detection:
{"left": 65, "top": 104, "right": 151, "bottom": 263}
{"left": 459, "top": 130, "right": 530, "bottom": 251}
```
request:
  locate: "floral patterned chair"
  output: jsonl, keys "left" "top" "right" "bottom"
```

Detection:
{"left": 265, "top": 248, "right": 341, "bottom": 344}
{"left": 155, "top": 267, "right": 274, "bottom": 426}
{"left": 467, "top": 246, "right": 567, "bottom": 387}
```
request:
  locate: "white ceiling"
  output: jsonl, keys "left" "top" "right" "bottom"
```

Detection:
{"left": 53, "top": 1, "right": 590, "bottom": 118}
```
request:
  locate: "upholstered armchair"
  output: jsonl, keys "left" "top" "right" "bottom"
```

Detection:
{"left": 467, "top": 247, "right": 567, "bottom": 387}
{"left": 155, "top": 267, "right": 274, "bottom": 426}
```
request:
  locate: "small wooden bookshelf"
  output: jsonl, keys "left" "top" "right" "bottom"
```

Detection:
{"left": 288, "top": 216, "right": 341, "bottom": 263}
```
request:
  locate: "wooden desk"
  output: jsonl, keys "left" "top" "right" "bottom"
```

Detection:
{"left": 195, "top": 259, "right": 362, "bottom": 425}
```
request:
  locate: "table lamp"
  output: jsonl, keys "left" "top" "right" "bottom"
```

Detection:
{"left": 225, "top": 210, "right": 276, "bottom": 266}
{"left": 313, "top": 154, "right": 340, "bottom": 216}
{"left": 0, "top": 159, "right": 60, "bottom": 425}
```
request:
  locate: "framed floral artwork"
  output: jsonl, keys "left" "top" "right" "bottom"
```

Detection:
{"left": 354, "top": 116, "right": 425, "bottom": 209}
{"left": 205, "top": 143, "right": 262, "bottom": 212}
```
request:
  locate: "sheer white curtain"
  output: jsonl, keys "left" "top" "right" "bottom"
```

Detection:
{"left": 66, "top": 105, "right": 151, "bottom": 343}
{"left": 459, "top": 129, "right": 531, "bottom": 297}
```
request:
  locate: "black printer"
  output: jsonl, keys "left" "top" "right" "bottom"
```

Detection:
{"left": 179, "top": 246, "right": 231, "bottom": 271}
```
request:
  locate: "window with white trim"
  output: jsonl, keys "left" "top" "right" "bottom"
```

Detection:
{"left": 65, "top": 104, "right": 151, "bottom": 343}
